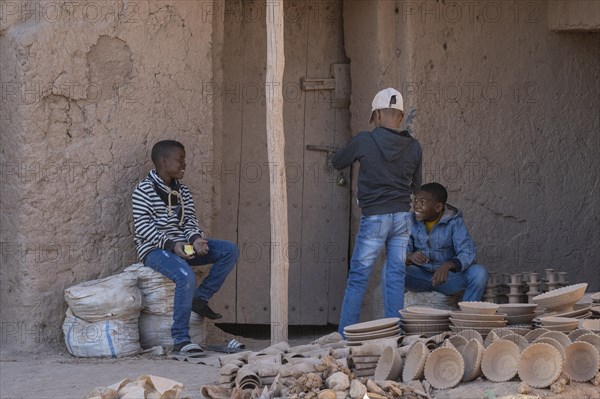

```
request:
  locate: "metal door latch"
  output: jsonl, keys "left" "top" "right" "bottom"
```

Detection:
{"left": 306, "top": 144, "right": 347, "bottom": 186}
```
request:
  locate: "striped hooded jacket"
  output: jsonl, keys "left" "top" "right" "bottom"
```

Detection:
{"left": 132, "top": 170, "right": 204, "bottom": 261}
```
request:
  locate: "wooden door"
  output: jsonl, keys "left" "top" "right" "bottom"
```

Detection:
{"left": 213, "top": 0, "right": 351, "bottom": 326}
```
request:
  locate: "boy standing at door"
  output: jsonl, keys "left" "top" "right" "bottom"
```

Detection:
{"left": 332, "top": 88, "right": 422, "bottom": 336}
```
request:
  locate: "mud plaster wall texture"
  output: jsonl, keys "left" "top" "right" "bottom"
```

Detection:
{"left": 344, "top": 0, "right": 600, "bottom": 320}
{"left": 0, "top": 1, "right": 217, "bottom": 351}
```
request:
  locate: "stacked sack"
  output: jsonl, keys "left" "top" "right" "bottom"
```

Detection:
{"left": 63, "top": 272, "right": 142, "bottom": 358}
{"left": 125, "top": 263, "right": 205, "bottom": 349}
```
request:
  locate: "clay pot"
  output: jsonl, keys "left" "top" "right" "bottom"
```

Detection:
{"left": 460, "top": 338, "right": 484, "bottom": 382}
{"left": 374, "top": 346, "right": 404, "bottom": 381}
{"left": 481, "top": 340, "right": 520, "bottom": 382}
{"left": 518, "top": 342, "right": 563, "bottom": 388}
{"left": 424, "top": 347, "right": 464, "bottom": 389}
{"left": 524, "top": 328, "right": 550, "bottom": 342}
{"left": 533, "top": 337, "right": 566, "bottom": 360}
{"left": 459, "top": 301, "right": 499, "bottom": 315}
{"left": 532, "top": 283, "right": 587, "bottom": 312}
{"left": 568, "top": 328, "right": 593, "bottom": 342}
{"left": 499, "top": 333, "right": 529, "bottom": 352}
{"left": 458, "top": 329, "right": 484, "bottom": 345}
{"left": 536, "top": 331, "right": 572, "bottom": 348}
{"left": 575, "top": 333, "right": 600, "bottom": 350}
{"left": 402, "top": 341, "right": 429, "bottom": 382}
{"left": 564, "top": 341, "right": 600, "bottom": 382}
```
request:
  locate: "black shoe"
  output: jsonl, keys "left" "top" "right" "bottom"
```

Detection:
{"left": 192, "top": 298, "right": 223, "bottom": 320}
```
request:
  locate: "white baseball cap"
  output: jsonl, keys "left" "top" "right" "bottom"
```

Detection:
{"left": 369, "top": 88, "right": 404, "bottom": 123}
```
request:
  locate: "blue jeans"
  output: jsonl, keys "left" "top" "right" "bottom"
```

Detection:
{"left": 144, "top": 239, "right": 239, "bottom": 344}
{"left": 405, "top": 263, "right": 488, "bottom": 301}
{"left": 338, "top": 212, "right": 411, "bottom": 336}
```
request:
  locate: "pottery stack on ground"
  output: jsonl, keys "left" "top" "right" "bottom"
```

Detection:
{"left": 497, "top": 303, "right": 537, "bottom": 327}
{"left": 449, "top": 302, "right": 506, "bottom": 336}
{"left": 399, "top": 307, "right": 451, "bottom": 336}
{"left": 344, "top": 318, "right": 401, "bottom": 346}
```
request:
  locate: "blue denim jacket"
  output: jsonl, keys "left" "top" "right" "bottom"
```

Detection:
{"left": 407, "top": 204, "right": 477, "bottom": 272}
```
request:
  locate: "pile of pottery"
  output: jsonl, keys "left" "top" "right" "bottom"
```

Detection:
{"left": 399, "top": 306, "right": 451, "bottom": 336}
{"left": 448, "top": 301, "right": 507, "bottom": 335}
{"left": 344, "top": 318, "right": 401, "bottom": 346}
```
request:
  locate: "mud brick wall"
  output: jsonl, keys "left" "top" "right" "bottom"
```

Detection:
{"left": 0, "top": 0, "right": 218, "bottom": 350}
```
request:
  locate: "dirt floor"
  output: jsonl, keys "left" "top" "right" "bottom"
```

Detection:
{"left": 2, "top": 339, "right": 600, "bottom": 399}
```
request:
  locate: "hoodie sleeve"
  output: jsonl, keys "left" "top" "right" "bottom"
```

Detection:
{"left": 331, "top": 134, "right": 363, "bottom": 170}
{"left": 411, "top": 141, "right": 422, "bottom": 191}
{"left": 450, "top": 216, "right": 477, "bottom": 272}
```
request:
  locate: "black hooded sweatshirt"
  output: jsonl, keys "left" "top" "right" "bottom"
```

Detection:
{"left": 332, "top": 127, "right": 422, "bottom": 216}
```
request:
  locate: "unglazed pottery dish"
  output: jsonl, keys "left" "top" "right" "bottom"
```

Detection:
{"left": 568, "top": 329, "right": 593, "bottom": 341}
{"left": 564, "top": 341, "right": 600, "bottom": 382}
{"left": 517, "top": 342, "right": 563, "bottom": 388}
{"left": 374, "top": 346, "right": 403, "bottom": 381}
{"left": 536, "top": 331, "right": 572, "bottom": 348}
{"left": 460, "top": 338, "right": 484, "bottom": 382}
{"left": 499, "top": 333, "right": 529, "bottom": 352}
{"left": 424, "top": 347, "right": 464, "bottom": 389}
{"left": 532, "top": 283, "right": 587, "bottom": 312}
{"left": 450, "top": 312, "right": 507, "bottom": 321}
{"left": 458, "top": 301, "right": 499, "bottom": 315}
{"left": 497, "top": 303, "right": 538, "bottom": 316}
{"left": 579, "top": 319, "right": 600, "bottom": 332}
{"left": 403, "top": 306, "right": 451, "bottom": 317}
{"left": 458, "top": 329, "right": 484, "bottom": 344}
{"left": 402, "top": 341, "right": 429, "bottom": 382}
{"left": 533, "top": 337, "right": 566, "bottom": 360}
{"left": 524, "top": 328, "right": 550, "bottom": 342}
{"left": 575, "top": 333, "right": 600, "bottom": 351}
{"left": 481, "top": 340, "right": 520, "bottom": 382}
{"left": 344, "top": 318, "right": 400, "bottom": 334}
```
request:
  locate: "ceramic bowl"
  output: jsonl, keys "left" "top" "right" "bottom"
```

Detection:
{"left": 506, "top": 313, "right": 536, "bottom": 325}
{"left": 460, "top": 338, "right": 485, "bottom": 382}
{"left": 344, "top": 318, "right": 400, "bottom": 334}
{"left": 458, "top": 329, "right": 484, "bottom": 345}
{"left": 524, "top": 328, "right": 550, "bottom": 342}
{"left": 374, "top": 346, "right": 403, "bottom": 381}
{"left": 518, "top": 342, "right": 563, "bottom": 388}
{"left": 403, "top": 306, "right": 451, "bottom": 317}
{"left": 533, "top": 337, "right": 566, "bottom": 360}
{"left": 579, "top": 319, "right": 600, "bottom": 332}
{"left": 532, "top": 283, "right": 588, "bottom": 312}
{"left": 568, "top": 329, "right": 593, "bottom": 341}
{"left": 450, "top": 318, "right": 507, "bottom": 328}
{"left": 540, "top": 316, "right": 579, "bottom": 327}
{"left": 564, "top": 341, "right": 600, "bottom": 382}
{"left": 497, "top": 303, "right": 538, "bottom": 316}
{"left": 424, "top": 347, "right": 464, "bottom": 389}
{"left": 499, "top": 333, "right": 529, "bottom": 352}
{"left": 402, "top": 341, "right": 429, "bottom": 382}
{"left": 481, "top": 339, "right": 520, "bottom": 382}
{"left": 459, "top": 301, "right": 499, "bottom": 315}
{"left": 536, "top": 331, "right": 572, "bottom": 348}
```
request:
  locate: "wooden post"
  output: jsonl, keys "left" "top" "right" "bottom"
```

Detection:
{"left": 265, "top": 0, "right": 288, "bottom": 344}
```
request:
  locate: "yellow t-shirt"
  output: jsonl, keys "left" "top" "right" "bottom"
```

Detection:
{"left": 425, "top": 212, "right": 442, "bottom": 233}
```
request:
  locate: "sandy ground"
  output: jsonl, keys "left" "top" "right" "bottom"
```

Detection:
{"left": 1, "top": 339, "right": 599, "bottom": 399}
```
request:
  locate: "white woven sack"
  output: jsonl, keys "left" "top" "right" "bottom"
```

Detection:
{"left": 124, "top": 263, "right": 175, "bottom": 314}
{"left": 63, "top": 308, "right": 141, "bottom": 358}
{"left": 138, "top": 312, "right": 206, "bottom": 349}
{"left": 64, "top": 272, "right": 142, "bottom": 322}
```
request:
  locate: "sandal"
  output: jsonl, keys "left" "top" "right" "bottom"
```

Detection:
{"left": 203, "top": 339, "right": 247, "bottom": 354}
{"left": 170, "top": 342, "right": 207, "bottom": 361}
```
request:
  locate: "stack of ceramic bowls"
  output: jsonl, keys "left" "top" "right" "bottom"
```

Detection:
{"left": 538, "top": 316, "right": 580, "bottom": 333}
{"left": 399, "top": 306, "right": 451, "bottom": 336}
{"left": 344, "top": 318, "right": 401, "bottom": 345}
{"left": 497, "top": 303, "right": 538, "bottom": 327}
{"left": 449, "top": 302, "right": 506, "bottom": 335}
